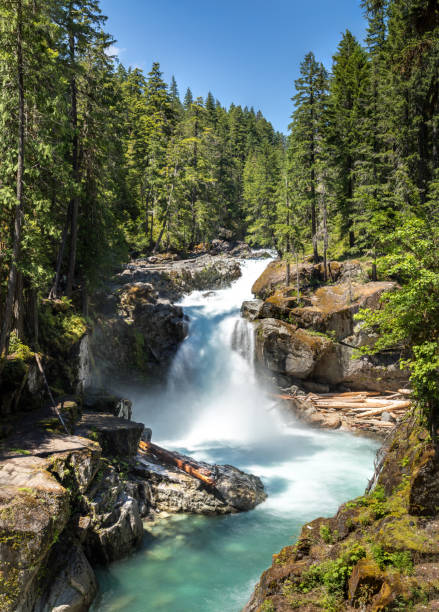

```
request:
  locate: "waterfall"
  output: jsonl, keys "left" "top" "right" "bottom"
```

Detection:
{"left": 134, "top": 257, "right": 282, "bottom": 446}
{"left": 231, "top": 318, "right": 255, "bottom": 365}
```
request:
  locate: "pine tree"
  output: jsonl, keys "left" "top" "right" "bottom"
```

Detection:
{"left": 290, "top": 52, "right": 328, "bottom": 262}
{"left": 327, "top": 31, "right": 370, "bottom": 249}
{"left": 183, "top": 87, "right": 193, "bottom": 110}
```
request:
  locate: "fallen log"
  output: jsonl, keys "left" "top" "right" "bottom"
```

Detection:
{"left": 357, "top": 401, "right": 410, "bottom": 419}
{"left": 139, "top": 440, "right": 216, "bottom": 486}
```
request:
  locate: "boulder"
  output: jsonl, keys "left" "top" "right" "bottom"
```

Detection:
{"left": 132, "top": 453, "right": 266, "bottom": 515}
{"left": 251, "top": 259, "right": 370, "bottom": 300}
{"left": 285, "top": 281, "right": 395, "bottom": 341}
{"left": 34, "top": 544, "right": 97, "bottom": 612}
{"left": 0, "top": 457, "right": 71, "bottom": 612}
{"left": 255, "top": 319, "right": 333, "bottom": 380}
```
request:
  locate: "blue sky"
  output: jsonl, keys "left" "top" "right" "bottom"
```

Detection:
{"left": 100, "top": 0, "right": 367, "bottom": 134}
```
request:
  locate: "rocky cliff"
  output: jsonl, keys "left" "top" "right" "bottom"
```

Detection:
{"left": 90, "top": 254, "right": 242, "bottom": 386}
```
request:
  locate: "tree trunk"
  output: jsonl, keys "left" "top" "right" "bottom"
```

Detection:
{"left": 0, "top": 0, "right": 25, "bottom": 356}
{"left": 49, "top": 203, "right": 71, "bottom": 299}
{"left": 285, "top": 176, "right": 291, "bottom": 286}
{"left": 310, "top": 92, "right": 318, "bottom": 263}
{"left": 66, "top": 27, "right": 80, "bottom": 297}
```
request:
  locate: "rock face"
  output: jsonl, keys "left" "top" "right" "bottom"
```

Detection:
{"left": 244, "top": 414, "right": 439, "bottom": 611}
{"left": 255, "top": 319, "right": 333, "bottom": 380}
{"left": 91, "top": 254, "right": 242, "bottom": 386}
{"left": 251, "top": 261, "right": 409, "bottom": 392}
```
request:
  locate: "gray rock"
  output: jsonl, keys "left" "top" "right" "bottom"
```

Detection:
{"left": 255, "top": 319, "right": 333, "bottom": 380}
{"left": 34, "top": 544, "right": 97, "bottom": 612}
{"left": 75, "top": 411, "right": 144, "bottom": 458}
{"left": 132, "top": 452, "right": 266, "bottom": 515}
{"left": 241, "top": 299, "right": 264, "bottom": 321}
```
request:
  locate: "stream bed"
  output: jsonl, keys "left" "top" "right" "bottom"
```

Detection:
{"left": 94, "top": 258, "right": 379, "bottom": 612}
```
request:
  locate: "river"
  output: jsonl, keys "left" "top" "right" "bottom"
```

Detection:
{"left": 93, "top": 258, "right": 379, "bottom": 612}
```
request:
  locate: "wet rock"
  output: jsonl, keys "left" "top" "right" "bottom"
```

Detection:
{"left": 132, "top": 452, "right": 266, "bottom": 515}
{"left": 91, "top": 254, "right": 241, "bottom": 385}
{"left": 34, "top": 543, "right": 97, "bottom": 612}
{"left": 255, "top": 319, "right": 333, "bottom": 379}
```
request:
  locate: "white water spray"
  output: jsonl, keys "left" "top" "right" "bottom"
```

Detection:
{"left": 134, "top": 258, "right": 284, "bottom": 448}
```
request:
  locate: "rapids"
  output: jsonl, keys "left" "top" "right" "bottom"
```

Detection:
{"left": 94, "top": 258, "right": 379, "bottom": 612}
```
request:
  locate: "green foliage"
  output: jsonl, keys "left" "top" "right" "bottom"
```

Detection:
{"left": 8, "top": 332, "right": 34, "bottom": 361}
{"left": 319, "top": 524, "right": 333, "bottom": 544}
{"left": 356, "top": 217, "right": 439, "bottom": 423}
{"left": 371, "top": 544, "right": 413, "bottom": 574}
{"left": 300, "top": 544, "right": 366, "bottom": 596}
{"left": 39, "top": 302, "right": 87, "bottom": 354}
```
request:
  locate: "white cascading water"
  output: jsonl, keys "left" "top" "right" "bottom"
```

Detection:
{"left": 136, "top": 258, "right": 283, "bottom": 448}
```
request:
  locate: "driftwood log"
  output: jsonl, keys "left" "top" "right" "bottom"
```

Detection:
{"left": 138, "top": 440, "right": 216, "bottom": 486}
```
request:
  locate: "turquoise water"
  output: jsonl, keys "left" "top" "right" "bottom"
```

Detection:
{"left": 94, "top": 259, "right": 379, "bottom": 612}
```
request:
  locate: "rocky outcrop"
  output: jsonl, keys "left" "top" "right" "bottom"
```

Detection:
{"left": 90, "top": 254, "right": 242, "bottom": 386}
{"left": 244, "top": 413, "right": 439, "bottom": 611}
{"left": 0, "top": 395, "right": 266, "bottom": 611}
{"left": 255, "top": 320, "right": 333, "bottom": 380}
{"left": 251, "top": 259, "right": 369, "bottom": 300}
{"left": 113, "top": 253, "right": 241, "bottom": 302}
{"left": 249, "top": 259, "right": 409, "bottom": 392}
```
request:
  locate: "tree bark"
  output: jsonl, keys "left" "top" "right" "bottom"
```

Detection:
{"left": 0, "top": 0, "right": 25, "bottom": 356}
{"left": 322, "top": 184, "right": 328, "bottom": 282}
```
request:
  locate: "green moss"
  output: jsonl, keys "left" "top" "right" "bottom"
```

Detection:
{"left": 39, "top": 301, "right": 87, "bottom": 354}
{"left": 371, "top": 544, "right": 413, "bottom": 574}
{"left": 8, "top": 332, "right": 34, "bottom": 361}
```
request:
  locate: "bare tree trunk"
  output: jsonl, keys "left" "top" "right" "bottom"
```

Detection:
{"left": 310, "top": 93, "right": 318, "bottom": 263}
{"left": 296, "top": 251, "right": 300, "bottom": 303}
{"left": 12, "top": 270, "right": 24, "bottom": 339}
{"left": 0, "top": 0, "right": 25, "bottom": 356}
{"left": 66, "top": 25, "right": 80, "bottom": 297}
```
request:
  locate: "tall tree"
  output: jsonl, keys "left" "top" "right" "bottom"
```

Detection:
{"left": 290, "top": 52, "right": 328, "bottom": 262}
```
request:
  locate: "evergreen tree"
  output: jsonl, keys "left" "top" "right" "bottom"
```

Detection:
{"left": 289, "top": 52, "right": 328, "bottom": 262}
{"left": 327, "top": 31, "right": 370, "bottom": 249}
